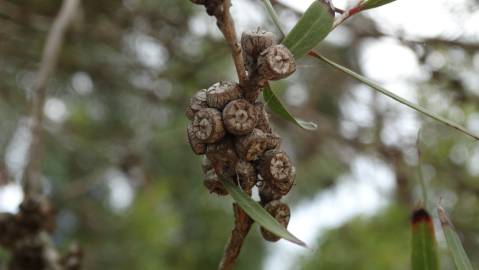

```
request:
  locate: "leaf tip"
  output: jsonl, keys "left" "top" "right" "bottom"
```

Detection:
{"left": 411, "top": 208, "right": 432, "bottom": 227}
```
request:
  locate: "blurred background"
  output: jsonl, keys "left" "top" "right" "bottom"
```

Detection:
{"left": 0, "top": 0, "right": 478, "bottom": 269}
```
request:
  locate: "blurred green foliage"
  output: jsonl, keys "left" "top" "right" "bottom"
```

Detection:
{"left": 0, "top": 0, "right": 478, "bottom": 269}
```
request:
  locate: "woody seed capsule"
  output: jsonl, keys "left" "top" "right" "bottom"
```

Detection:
{"left": 235, "top": 160, "right": 257, "bottom": 193}
{"left": 206, "top": 137, "right": 239, "bottom": 173}
{"left": 260, "top": 200, "right": 290, "bottom": 242}
{"left": 186, "top": 89, "right": 208, "bottom": 120}
{"left": 203, "top": 169, "right": 228, "bottom": 196}
{"left": 258, "top": 44, "right": 296, "bottom": 81}
{"left": 259, "top": 149, "right": 295, "bottom": 196}
{"left": 187, "top": 123, "right": 207, "bottom": 155}
{"left": 235, "top": 128, "right": 268, "bottom": 161}
{"left": 241, "top": 29, "right": 276, "bottom": 73}
{"left": 241, "top": 29, "right": 275, "bottom": 59}
{"left": 206, "top": 81, "right": 242, "bottom": 109}
{"left": 259, "top": 181, "right": 283, "bottom": 204}
{"left": 192, "top": 108, "right": 225, "bottom": 143}
{"left": 201, "top": 156, "right": 213, "bottom": 174}
{"left": 254, "top": 102, "right": 272, "bottom": 133}
{"left": 223, "top": 99, "right": 257, "bottom": 135}
{"left": 265, "top": 132, "right": 281, "bottom": 150}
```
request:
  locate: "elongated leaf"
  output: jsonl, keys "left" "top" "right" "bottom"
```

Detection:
{"left": 411, "top": 208, "right": 439, "bottom": 270}
{"left": 282, "top": 0, "right": 334, "bottom": 59}
{"left": 221, "top": 177, "right": 307, "bottom": 247}
{"left": 261, "top": 0, "right": 286, "bottom": 38}
{"left": 362, "top": 0, "right": 396, "bottom": 10}
{"left": 310, "top": 51, "right": 479, "bottom": 141}
{"left": 263, "top": 85, "right": 317, "bottom": 130}
{"left": 438, "top": 207, "right": 474, "bottom": 270}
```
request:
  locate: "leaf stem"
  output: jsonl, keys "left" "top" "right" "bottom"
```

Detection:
{"left": 309, "top": 51, "right": 479, "bottom": 141}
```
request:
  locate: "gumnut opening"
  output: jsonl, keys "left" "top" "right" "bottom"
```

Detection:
{"left": 258, "top": 44, "right": 296, "bottom": 81}
{"left": 192, "top": 108, "right": 225, "bottom": 143}
{"left": 259, "top": 149, "right": 295, "bottom": 195}
{"left": 223, "top": 99, "right": 257, "bottom": 135}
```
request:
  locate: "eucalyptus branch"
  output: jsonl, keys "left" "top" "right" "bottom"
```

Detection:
{"left": 23, "top": 0, "right": 80, "bottom": 197}
{"left": 218, "top": 204, "right": 253, "bottom": 270}
{"left": 332, "top": 1, "right": 363, "bottom": 29}
{"left": 211, "top": 1, "right": 254, "bottom": 267}
{"left": 212, "top": 0, "right": 248, "bottom": 85}
{"left": 191, "top": 1, "right": 254, "bottom": 268}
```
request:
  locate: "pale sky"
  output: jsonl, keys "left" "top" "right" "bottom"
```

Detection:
{"left": 1, "top": 1, "right": 478, "bottom": 269}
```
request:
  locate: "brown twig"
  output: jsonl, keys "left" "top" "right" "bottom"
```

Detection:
{"left": 191, "top": 1, "right": 254, "bottom": 269}
{"left": 4, "top": 1, "right": 80, "bottom": 269}
{"left": 218, "top": 204, "right": 253, "bottom": 270}
{"left": 23, "top": 0, "right": 80, "bottom": 197}
{"left": 213, "top": 0, "right": 248, "bottom": 86}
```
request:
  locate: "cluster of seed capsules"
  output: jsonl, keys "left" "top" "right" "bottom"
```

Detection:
{"left": 186, "top": 29, "right": 296, "bottom": 242}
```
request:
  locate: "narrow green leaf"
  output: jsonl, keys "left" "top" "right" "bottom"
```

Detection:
{"left": 282, "top": 0, "right": 334, "bottom": 59}
{"left": 263, "top": 85, "right": 317, "bottom": 130}
{"left": 261, "top": 0, "right": 286, "bottom": 38}
{"left": 438, "top": 207, "right": 474, "bottom": 270}
{"left": 362, "top": 0, "right": 397, "bottom": 10}
{"left": 221, "top": 177, "right": 307, "bottom": 247}
{"left": 411, "top": 208, "right": 439, "bottom": 270}
{"left": 310, "top": 51, "right": 479, "bottom": 141}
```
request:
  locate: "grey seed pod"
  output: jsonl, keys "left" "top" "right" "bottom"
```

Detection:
{"left": 192, "top": 108, "right": 225, "bottom": 143}
{"left": 259, "top": 149, "right": 295, "bottom": 196}
{"left": 259, "top": 181, "right": 282, "bottom": 204}
{"left": 258, "top": 44, "right": 296, "bottom": 81}
{"left": 206, "top": 81, "right": 242, "bottom": 109}
{"left": 201, "top": 155, "right": 212, "bottom": 174}
{"left": 260, "top": 200, "right": 290, "bottom": 242}
{"left": 235, "top": 160, "right": 257, "bottom": 193}
{"left": 206, "top": 137, "right": 239, "bottom": 173}
{"left": 241, "top": 29, "right": 276, "bottom": 74}
{"left": 203, "top": 169, "right": 228, "bottom": 196}
{"left": 241, "top": 29, "right": 276, "bottom": 59}
{"left": 223, "top": 99, "right": 258, "bottom": 135}
{"left": 186, "top": 89, "right": 208, "bottom": 120}
{"left": 265, "top": 132, "right": 281, "bottom": 150}
{"left": 187, "top": 124, "right": 207, "bottom": 155}
{"left": 254, "top": 102, "right": 272, "bottom": 133}
{"left": 235, "top": 128, "right": 268, "bottom": 161}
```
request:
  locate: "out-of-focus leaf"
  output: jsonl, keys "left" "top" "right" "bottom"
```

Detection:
{"left": 411, "top": 208, "right": 439, "bottom": 270}
{"left": 310, "top": 51, "right": 479, "bottom": 141}
{"left": 282, "top": 0, "right": 334, "bottom": 59}
{"left": 261, "top": 0, "right": 286, "bottom": 38}
{"left": 263, "top": 85, "right": 317, "bottom": 130}
{"left": 438, "top": 207, "right": 474, "bottom": 270}
{"left": 221, "top": 177, "right": 307, "bottom": 247}
{"left": 362, "top": 0, "right": 396, "bottom": 10}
